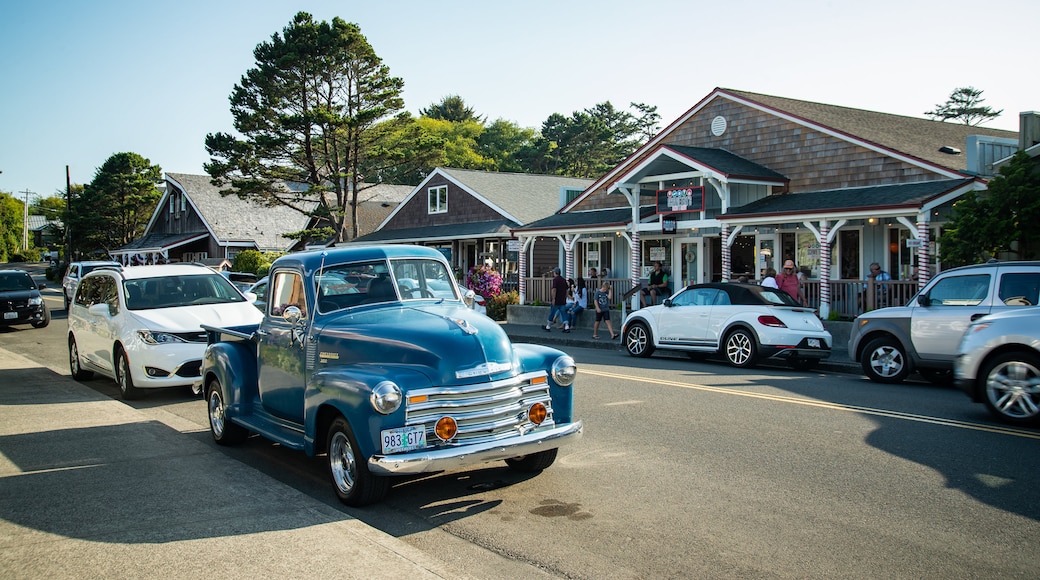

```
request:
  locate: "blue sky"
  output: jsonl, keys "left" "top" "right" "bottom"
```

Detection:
{"left": 1, "top": 0, "right": 1035, "bottom": 203}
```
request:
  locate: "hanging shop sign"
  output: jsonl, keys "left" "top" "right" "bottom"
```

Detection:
{"left": 657, "top": 186, "right": 705, "bottom": 215}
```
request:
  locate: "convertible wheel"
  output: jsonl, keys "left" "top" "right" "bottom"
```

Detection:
{"left": 506, "top": 448, "right": 558, "bottom": 472}
{"left": 981, "top": 351, "right": 1040, "bottom": 426}
{"left": 724, "top": 328, "right": 757, "bottom": 368}
{"left": 624, "top": 322, "right": 655, "bottom": 358}
{"left": 861, "top": 337, "right": 909, "bottom": 383}
{"left": 327, "top": 417, "right": 388, "bottom": 507}
{"left": 115, "top": 347, "right": 142, "bottom": 400}
{"left": 68, "top": 335, "right": 94, "bottom": 380}
{"left": 787, "top": 358, "right": 819, "bottom": 371}
{"left": 207, "top": 379, "right": 248, "bottom": 444}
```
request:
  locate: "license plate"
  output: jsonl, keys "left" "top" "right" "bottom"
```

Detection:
{"left": 3, "top": 312, "right": 16, "bottom": 320}
{"left": 380, "top": 425, "right": 426, "bottom": 454}
{"left": 807, "top": 338, "right": 821, "bottom": 348}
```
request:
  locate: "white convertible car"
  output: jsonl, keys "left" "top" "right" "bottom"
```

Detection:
{"left": 621, "top": 282, "right": 832, "bottom": 370}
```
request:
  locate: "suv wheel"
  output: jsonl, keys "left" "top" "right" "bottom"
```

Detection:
{"left": 862, "top": 337, "right": 909, "bottom": 383}
{"left": 981, "top": 351, "right": 1040, "bottom": 426}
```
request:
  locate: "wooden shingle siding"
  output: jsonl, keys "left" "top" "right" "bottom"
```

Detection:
{"left": 387, "top": 175, "right": 502, "bottom": 229}
{"left": 665, "top": 100, "right": 944, "bottom": 192}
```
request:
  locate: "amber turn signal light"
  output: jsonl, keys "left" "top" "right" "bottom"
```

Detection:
{"left": 435, "top": 416, "right": 458, "bottom": 441}
{"left": 528, "top": 402, "right": 547, "bottom": 425}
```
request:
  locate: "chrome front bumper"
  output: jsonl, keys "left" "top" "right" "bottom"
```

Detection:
{"left": 368, "top": 420, "right": 583, "bottom": 475}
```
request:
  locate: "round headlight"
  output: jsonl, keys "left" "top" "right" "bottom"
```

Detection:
{"left": 370, "top": 381, "right": 402, "bottom": 415}
{"left": 552, "top": 356, "right": 577, "bottom": 387}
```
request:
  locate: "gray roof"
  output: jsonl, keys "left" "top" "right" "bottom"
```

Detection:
{"left": 166, "top": 173, "right": 313, "bottom": 251}
{"left": 519, "top": 207, "right": 658, "bottom": 231}
{"left": 117, "top": 232, "right": 207, "bottom": 252}
{"left": 724, "top": 89, "right": 1018, "bottom": 173}
{"left": 721, "top": 178, "right": 977, "bottom": 218}
{"left": 435, "top": 168, "right": 594, "bottom": 224}
{"left": 663, "top": 145, "right": 788, "bottom": 181}
{"left": 352, "top": 220, "right": 516, "bottom": 243}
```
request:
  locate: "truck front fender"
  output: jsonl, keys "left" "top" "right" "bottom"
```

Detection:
{"left": 202, "top": 340, "right": 259, "bottom": 412}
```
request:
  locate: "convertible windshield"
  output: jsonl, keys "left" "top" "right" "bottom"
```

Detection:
{"left": 124, "top": 274, "right": 246, "bottom": 310}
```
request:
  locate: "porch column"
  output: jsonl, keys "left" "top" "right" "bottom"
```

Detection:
{"left": 720, "top": 225, "right": 731, "bottom": 282}
{"left": 819, "top": 221, "right": 831, "bottom": 319}
{"left": 917, "top": 221, "right": 930, "bottom": 289}
{"left": 563, "top": 234, "right": 576, "bottom": 282}
{"left": 630, "top": 230, "right": 641, "bottom": 292}
{"left": 518, "top": 236, "right": 531, "bottom": 305}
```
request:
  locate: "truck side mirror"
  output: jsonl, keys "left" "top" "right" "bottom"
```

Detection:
{"left": 917, "top": 293, "right": 930, "bottom": 307}
{"left": 283, "top": 305, "right": 303, "bottom": 324}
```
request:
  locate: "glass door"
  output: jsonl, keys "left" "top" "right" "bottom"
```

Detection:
{"left": 679, "top": 241, "right": 700, "bottom": 286}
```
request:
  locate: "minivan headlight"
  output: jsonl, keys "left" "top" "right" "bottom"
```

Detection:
{"left": 137, "top": 330, "right": 187, "bottom": 345}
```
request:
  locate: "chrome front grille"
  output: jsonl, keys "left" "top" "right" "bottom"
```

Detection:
{"left": 405, "top": 371, "right": 555, "bottom": 448}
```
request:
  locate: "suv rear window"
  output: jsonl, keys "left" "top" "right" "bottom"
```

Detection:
{"left": 998, "top": 272, "right": 1040, "bottom": 306}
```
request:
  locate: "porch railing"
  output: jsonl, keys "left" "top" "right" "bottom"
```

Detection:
{"left": 519, "top": 277, "right": 919, "bottom": 318}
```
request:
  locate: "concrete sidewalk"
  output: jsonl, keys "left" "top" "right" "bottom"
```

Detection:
{"left": 0, "top": 348, "right": 459, "bottom": 579}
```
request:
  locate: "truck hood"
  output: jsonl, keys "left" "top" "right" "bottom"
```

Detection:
{"left": 315, "top": 304, "right": 515, "bottom": 384}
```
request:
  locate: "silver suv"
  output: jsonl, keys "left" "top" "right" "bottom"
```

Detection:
{"left": 62, "top": 261, "right": 121, "bottom": 309}
{"left": 848, "top": 261, "right": 1040, "bottom": 384}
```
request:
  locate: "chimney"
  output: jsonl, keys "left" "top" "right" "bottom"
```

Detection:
{"left": 1021, "top": 111, "right": 1040, "bottom": 150}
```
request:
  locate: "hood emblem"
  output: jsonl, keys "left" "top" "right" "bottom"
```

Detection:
{"left": 451, "top": 317, "right": 478, "bottom": 335}
{"left": 457, "top": 361, "right": 513, "bottom": 379}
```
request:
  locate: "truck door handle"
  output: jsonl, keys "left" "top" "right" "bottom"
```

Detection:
{"left": 255, "top": 329, "right": 269, "bottom": 337}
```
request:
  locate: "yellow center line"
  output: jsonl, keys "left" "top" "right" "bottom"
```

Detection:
{"left": 583, "top": 368, "right": 1040, "bottom": 439}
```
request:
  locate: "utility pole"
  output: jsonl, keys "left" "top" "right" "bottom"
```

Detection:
{"left": 21, "top": 188, "right": 35, "bottom": 251}
{"left": 66, "top": 166, "right": 72, "bottom": 262}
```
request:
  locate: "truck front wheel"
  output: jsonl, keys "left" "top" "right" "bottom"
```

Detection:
{"left": 327, "top": 417, "right": 388, "bottom": 506}
{"left": 506, "top": 448, "right": 558, "bottom": 472}
{"left": 207, "top": 379, "right": 248, "bottom": 445}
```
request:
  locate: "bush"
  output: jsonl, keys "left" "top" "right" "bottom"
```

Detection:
{"left": 488, "top": 291, "right": 518, "bottom": 321}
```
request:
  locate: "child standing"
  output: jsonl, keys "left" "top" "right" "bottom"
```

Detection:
{"left": 593, "top": 281, "right": 618, "bottom": 339}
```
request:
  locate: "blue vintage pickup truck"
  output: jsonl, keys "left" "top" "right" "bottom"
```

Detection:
{"left": 201, "top": 245, "right": 582, "bottom": 506}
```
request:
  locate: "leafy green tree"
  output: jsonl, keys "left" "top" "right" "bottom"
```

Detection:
{"left": 520, "top": 101, "right": 660, "bottom": 178}
{"left": 477, "top": 119, "right": 538, "bottom": 173}
{"left": 205, "top": 12, "right": 439, "bottom": 243}
{"left": 0, "top": 192, "right": 24, "bottom": 262}
{"left": 231, "top": 250, "right": 265, "bottom": 274}
{"left": 417, "top": 117, "right": 494, "bottom": 170}
{"left": 421, "top": 95, "right": 484, "bottom": 123}
{"left": 68, "top": 153, "right": 161, "bottom": 257}
{"left": 925, "top": 87, "right": 1002, "bottom": 126}
{"left": 940, "top": 151, "right": 1040, "bottom": 265}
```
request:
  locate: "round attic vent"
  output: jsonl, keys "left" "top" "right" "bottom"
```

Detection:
{"left": 710, "top": 116, "right": 727, "bottom": 137}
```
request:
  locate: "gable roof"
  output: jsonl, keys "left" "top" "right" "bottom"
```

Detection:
{"left": 380, "top": 167, "right": 594, "bottom": 229}
{"left": 573, "top": 87, "right": 1018, "bottom": 209}
{"left": 164, "top": 173, "right": 313, "bottom": 251}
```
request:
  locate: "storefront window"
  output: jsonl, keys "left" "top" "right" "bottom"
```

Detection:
{"left": 641, "top": 239, "right": 672, "bottom": 278}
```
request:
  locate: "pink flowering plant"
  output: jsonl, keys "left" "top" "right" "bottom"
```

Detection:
{"left": 466, "top": 265, "right": 503, "bottom": 299}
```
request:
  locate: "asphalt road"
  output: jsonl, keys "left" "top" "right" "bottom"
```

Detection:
{"left": 5, "top": 262, "right": 1040, "bottom": 578}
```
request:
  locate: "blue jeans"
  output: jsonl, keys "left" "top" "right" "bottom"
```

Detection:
{"left": 566, "top": 304, "right": 584, "bottom": 327}
{"left": 547, "top": 304, "right": 567, "bottom": 327}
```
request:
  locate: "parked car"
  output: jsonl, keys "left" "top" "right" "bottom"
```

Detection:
{"left": 0, "top": 269, "right": 50, "bottom": 328}
{"left": 849, "top": 261, "right": 1040, "bottom": 384}
{"left": 201, "top": 245, "right": 581, "bottom": 505}
{"left": 220, "top": 271, "right": 258, "bottom": 293}
{"left": 954, "top": 308, "right": 1040, "bottom": 425}
{"left": 62, "top": 260, "right": 121, "bottom": 310}
{"left": 621, "top": 282, "right": 832, "bottom": 369}
{"left": 247, "top": 276, "right": 268, "bottom": 311}
{"left": 67, "top": 264, "right": 263, "bottom": 399}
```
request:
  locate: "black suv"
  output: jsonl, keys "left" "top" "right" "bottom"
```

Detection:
{"left": 0, "top": 269, "right": 50, "bottom": 328}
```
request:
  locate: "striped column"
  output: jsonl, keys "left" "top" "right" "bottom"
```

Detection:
{"left": 630, "top": 230, "right": 640, "bottom": 307}
{"left": 819, "top": 222, "right": 831, "bottom": 316}
{"left": 917, "top": 222, "right": 930, "bottom": 290}
{"left": 565, "top": 235, "right": 574, "bottom": 282}
{"left": 721, "top": 225, "right": 730, "bottom": 282}
{"left": 518, "top": 239, "right": 527, "bottom": 305}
